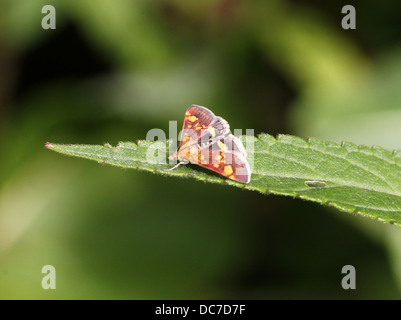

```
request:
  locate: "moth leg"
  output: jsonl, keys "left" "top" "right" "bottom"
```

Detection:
{"left": 165, "top": 160, "right": 188, "bottom": 171}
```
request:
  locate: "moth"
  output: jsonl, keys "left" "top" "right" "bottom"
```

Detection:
{"left": 168, "top": 105, "right": 251, "bottom": 183}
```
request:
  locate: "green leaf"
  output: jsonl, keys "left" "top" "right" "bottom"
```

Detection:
{"left": 45, "top": 134, "right": 401, "bottom": 227}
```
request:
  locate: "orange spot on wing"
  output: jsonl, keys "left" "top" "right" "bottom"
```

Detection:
{"left": 214, "top": 154, "right": 222, "bottom": 163}
{"left": 223, "top": 165, "right": 233, "bottom": 176}
{"left": 187, "top": 116, "right": 198, "bottom": 122}
{"left": 218, "top": 141, "right": 227, "bottom": 152}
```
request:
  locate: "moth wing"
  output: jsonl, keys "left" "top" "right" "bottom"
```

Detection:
{"left": 197, "top": 135, "right": 251, "bottom": 183}
{"left": 179, "top": 105, "right": 230, "bottom": 149}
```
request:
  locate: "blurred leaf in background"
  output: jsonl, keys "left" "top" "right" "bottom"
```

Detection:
{"left": 1, "top": 0, "right": 401, "bottom": 299}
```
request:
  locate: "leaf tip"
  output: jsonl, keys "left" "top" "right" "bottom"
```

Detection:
{"left": 45, "top": 142, "right": 54, "bottom": 149}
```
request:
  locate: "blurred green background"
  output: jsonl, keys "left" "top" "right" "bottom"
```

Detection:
{"left": 1, "top": 0, "right": 401, "bottom": 299}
